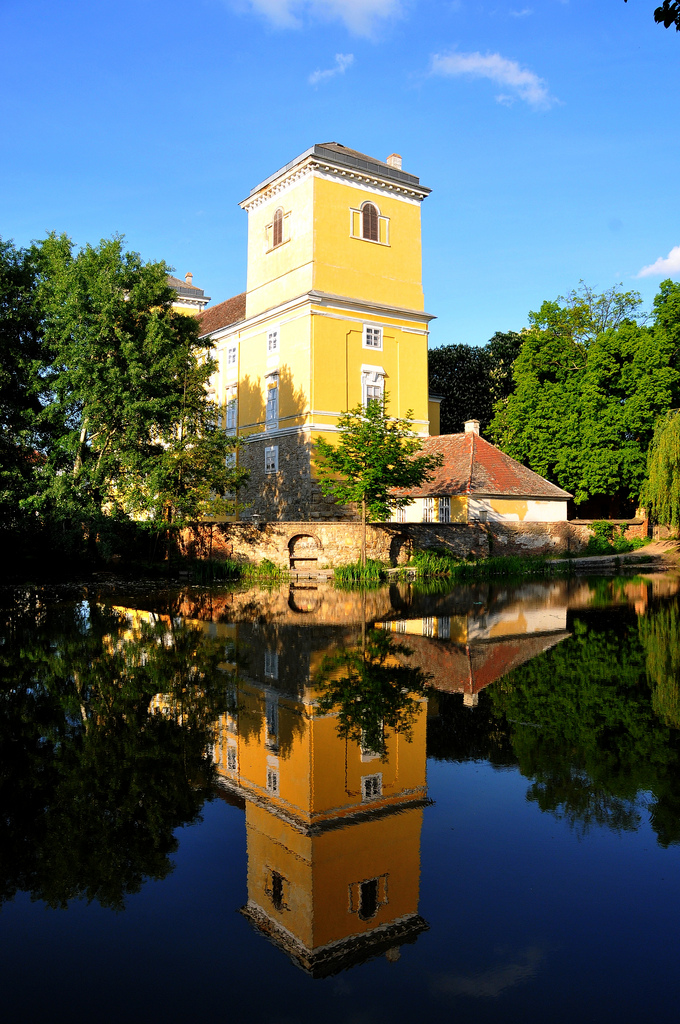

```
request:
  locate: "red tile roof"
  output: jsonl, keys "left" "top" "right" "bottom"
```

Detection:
{"left": 197, "top": 292, "right": 246, "bottom": 337}
{"left": 397, "top": 432, "right": 572, "bottom": 500}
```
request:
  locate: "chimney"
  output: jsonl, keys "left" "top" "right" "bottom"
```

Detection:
{"left": 185, "top": 271, "right": 193, "bottom": 285}
{"left": 386, "top": 153, "right": 402, "bottom": 170}
{"left": 464, "top": 419, "right": 480, "bottom": 435}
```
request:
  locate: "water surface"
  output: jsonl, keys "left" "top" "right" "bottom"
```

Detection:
{"left": 2, "top": 574, "right": 680, "bottom": 1022}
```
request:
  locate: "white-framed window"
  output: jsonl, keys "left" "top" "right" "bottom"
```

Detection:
{"left": 266, "top": 767, "right": 279, "bottom": 794}
{"left": 394, "top": 620, "right": 406, "bottom": 633}
{"left": 423, "top": 497, "right": 435, "bottom": 523}
{"left": 361, "top": 773, "right": 383, "bottom": 801}
{"left": 394, "top": 505, "right": 406, "bottom": 524}
{"left": 438, "top": 617, "right": 451, "bottom": 639}
{"left": 363, "top": 325, "right": 383, "bottom": 350}
{"left": 264, "top": 650, "right": 279, "bottom": 679}
{"left": 267, "top": 328, "right": 279, "bottom": 353}
{"left": 225, "top": 451, "right": 236, "bottom": 469}
{"left": 266, "top": 378, "right": 279, "bottom": 430}
{"left": 362, "top": 369, "right": 385, "bottom": 409}
{"left": 422, "top": 617, "right": 435, "bottom": 638}
{"left": 439, "top": 497, "right": 451, "bottom": 523}
{"left": 349, "top": 874, "right": 388, "bottom": 917}
{"left": 273, "top": 208, "right": 284, "bottom": 248}
{"left": 265, "top": 446, "right": 278, "bottom": 473}
{"left": 266, "top": 208, "right": 290, "bottom": 250}
{"left": 361, "top": 726, "right": 383, "bottom": 761}
{"left": 227, "top": 344, "right": 237, "bottom": 367}
{"left": 226, "top": 387, "right": 238, "bottom": 432}
{"left": 350, "top": 202, "right": 390, "bottom": 245}
{"left": 226, "top": 744, "right": 238, "bottom": 772}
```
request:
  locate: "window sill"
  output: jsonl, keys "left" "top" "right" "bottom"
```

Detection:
{"left": 350, "top": 235, "right": 390, "bottom": 247}
{"left": 265, "top": 238, "right": 291, "bottom": 254}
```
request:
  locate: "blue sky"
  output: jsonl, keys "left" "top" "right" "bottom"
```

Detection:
{"left": 1, "top": 0, "right": 678, "bottom": 347}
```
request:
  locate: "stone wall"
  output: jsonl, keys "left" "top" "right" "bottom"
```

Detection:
{"left": 180, "top": 518, "right": 596, "bottom": 568}
{"left": 238, "top": 431, "right": 353, "bottom": 522}
{"left": 571, "top": 518, "right": 649, "bottom": 542}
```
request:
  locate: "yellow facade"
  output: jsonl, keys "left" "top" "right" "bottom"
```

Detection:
{"left": 213, "top": 668, "right": 429, "bottom": 973}
{"left": 201, "top": 144, "right": 434, "bottom": 521}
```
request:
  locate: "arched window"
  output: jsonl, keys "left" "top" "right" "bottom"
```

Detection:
{"left": 362, "top": 202, "right": 379, "bottom": 242}
{"left": 273, "top": 207, "right": 284, "bottom": 247}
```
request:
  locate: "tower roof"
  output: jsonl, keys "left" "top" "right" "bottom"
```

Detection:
{"left": 244, "top": 143, "right": 431, "bottom": 205}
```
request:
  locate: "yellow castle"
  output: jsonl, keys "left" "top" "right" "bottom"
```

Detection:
{"left": 197, "top": 143, "right": 438, "bottom": 521}
{"left": 212, "top": 629, "right": 429, "bottom": 976}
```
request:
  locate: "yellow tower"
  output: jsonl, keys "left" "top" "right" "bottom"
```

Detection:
{"left": 212, "top": 632, "right": 429, "bottom": 975}
{"left": 198, "top": 143, "right": 435, "bottom": 521}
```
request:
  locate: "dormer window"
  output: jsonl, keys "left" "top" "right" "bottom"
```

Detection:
{"left": 273, "top": 207, "right": 284, "bottom": 248}
{"left": 362, "top": 202, "right": 379, "bottom": 242}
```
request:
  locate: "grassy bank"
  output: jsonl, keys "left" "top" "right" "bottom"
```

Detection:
{"left": 333, "top": 550, "right": 570, "bottom": 585}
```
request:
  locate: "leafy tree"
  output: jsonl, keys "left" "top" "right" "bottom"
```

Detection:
{"left": 313, "top": 628, "right": 430, "bottom": 757}
{"left": 489, "top": 608, "right": 680, "bottom": 846}
{"left": 30, "top": 233, "right": 247, "bottom": 551}
{"left": 428, "top": 330, "right": 523, "bottom": 435}
{"left": 314, "top": 396, "right": 442, "bottom": 565}
{"left": 0, "top": 239, "right": 43, "bottom": 532}
{"left": 0, "top": 597, "right": 234, "bottom": 909}
{"left": 625, "top": 1, "right": 680, "bottom": 31}
{"left": 490, "top": 282, "right": 678, "bottom": 508}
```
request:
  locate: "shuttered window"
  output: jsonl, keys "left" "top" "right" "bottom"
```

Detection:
{"left": 362, "top": 203, "right": 379, "bottom": 241}
{"left": 273, "top": 208, "right": 283, "bottom": 247}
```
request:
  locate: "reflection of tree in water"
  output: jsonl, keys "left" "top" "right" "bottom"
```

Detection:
{"left": 640, "top": 599, "right": 680, "bottom": 730}
{"left": 0, "top": 599, "right": 234, "bottom": 910}
{"left": 313, "top": 628, "right": 430, "bottom": 758}
{"left": 484, "top": 607, "right": 680, "bottom": 846}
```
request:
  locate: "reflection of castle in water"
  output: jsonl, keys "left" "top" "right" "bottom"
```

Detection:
{"left": 213, "top": 635, "right": 429, "bottom": 976}
{"left": 379, "top": 586, "right": 571, "bottom": 705}
{"left": 114, "top": 570, "right": 680, "bottom": 973}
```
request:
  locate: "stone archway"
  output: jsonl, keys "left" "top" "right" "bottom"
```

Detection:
{"left": 288, "top": 533, "right": 322, "bottom": 571}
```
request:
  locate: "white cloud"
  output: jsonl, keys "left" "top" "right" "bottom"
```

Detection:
{"left": 309, "top": 52, "right": 354, "bottom": 84}
{"left": 244, "top": 0, "right": 402, "bottom": 35}
{"left": 510, "top": 8, "right": 533, "bottom": 16}
{"left": 430, "top": 49, "right": 556, "bottom": 109}
{"left": 637, "top": 245, "right": 680, "bottom": 278}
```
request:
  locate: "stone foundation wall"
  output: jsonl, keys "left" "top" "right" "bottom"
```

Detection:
{"left": 181, "top": 518, "right": 596, "bottom": 568}
{"left": 239, "top": 431, "right": 353, "bottom": 522}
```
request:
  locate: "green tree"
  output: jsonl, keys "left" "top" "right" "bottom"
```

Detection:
{"left": 489, "top": 608, "right": 680, "bottom": 846}
{"left": 490, "top": 282, "right": 678, "bottom": 508}
{"left": 314, "top": 396, "right": 442, "bottom": 565}
{"left": 314, "top": 628, "right": 430, "bottom": 758}
{"left": 31, "top": 233, "right": 247, "bottom": 552}
{"left": 0, "top": 597, "right": 234, "bottom": 909}
{"left": 0, "top": 238, "right": 43, "bottom": 533}
{"left": 428, "top": 330, "right": 523, "bottom": 435}
{"left": 625, "top": 1, "right": 680, "bottom": 31}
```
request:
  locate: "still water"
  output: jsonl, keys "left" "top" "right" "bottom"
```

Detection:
{"left": 2, "top": 573, "right": 680, "bottom": 1022}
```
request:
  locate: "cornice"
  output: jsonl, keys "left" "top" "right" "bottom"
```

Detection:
{"left": 200, "top": 290, "right": 435, "bottom": 343}
{"left": 240, "top": 156, "right": 430, "bottom": 212}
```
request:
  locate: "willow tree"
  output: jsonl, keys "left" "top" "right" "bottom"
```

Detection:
{"left": 643, "top": 412, "right": 680, "bottom": 528}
